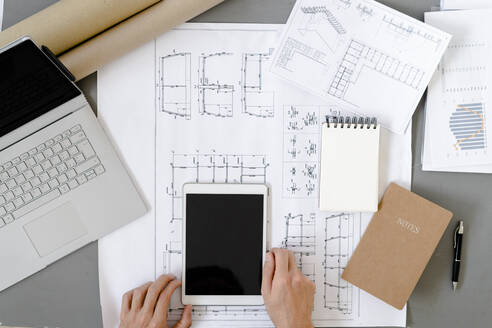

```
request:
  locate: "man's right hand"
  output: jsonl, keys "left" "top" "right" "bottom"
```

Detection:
{"left": 261, "top": 248, "right": 315, "bottom": 328}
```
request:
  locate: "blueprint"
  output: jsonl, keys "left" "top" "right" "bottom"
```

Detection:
{"left": 270, "top": 0, "right": 451, "bottom": 134}
{"left": 97, "top": 24, "right": 411, "bottom": 328}
{"left": 423, "top": 10, "right": 492, "bottom": 172}
{"left": 153, "top": 24, "right": 409, "bottom": 327}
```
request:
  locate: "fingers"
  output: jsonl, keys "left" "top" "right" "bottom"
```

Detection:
{"left": 131, "top": 281, "right": 153, "bottom": 310}
{"left": 143, "top": 274, "right": 175, "bottom": 313}
{"left": 288, "top": 250, "right": 298, "bottom": 273}
{"left": 120, "top": 290, "right": 133, "bottom": 318}
{"left": 261, "top": 252, "right": 275, "bottom": 297}
{"left": 153, "top": 279, "right": 182, "bottom": 323}
{"left": 173, "top": 304, "right": 192, "bottom": 328}
{"left": 271, "top": 248, "right": 289, "bottom": 278}
{"left": 309, "top": 280, "right": 316, "bottom": 292}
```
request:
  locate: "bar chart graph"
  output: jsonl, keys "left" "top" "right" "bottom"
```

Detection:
{"left": 449, "top": 103, "right": 486, "bottom": 151}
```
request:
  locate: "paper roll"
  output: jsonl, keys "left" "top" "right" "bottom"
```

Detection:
{"left": 0, "top": 0, "right": 160, "bottom": 54}
{"left": 59, "top": 0, "right": 225, "bottom": 81}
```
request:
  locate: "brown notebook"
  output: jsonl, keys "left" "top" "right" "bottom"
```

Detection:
{"left": 342, "top": 183, "right": 453, "bottom": 309}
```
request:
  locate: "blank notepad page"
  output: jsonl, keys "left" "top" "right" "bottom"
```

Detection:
{"left": 319, "top": 119, "right": 380, "bottom": 212}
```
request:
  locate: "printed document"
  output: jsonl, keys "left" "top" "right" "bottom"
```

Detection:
{"left": 423, "top": 10, "right": 492, "bottom": 172}
{"left": 97, "top": 24, "right": 411, "bottom": 328}
{"left": 270, "top": 0, "right": 450, "bottom": 134}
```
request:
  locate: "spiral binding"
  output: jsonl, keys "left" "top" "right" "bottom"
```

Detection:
{"left": 325, "top": 115, "right": 378, "bottom": 129}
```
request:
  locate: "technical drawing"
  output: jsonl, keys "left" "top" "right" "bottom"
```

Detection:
{"left": 301, "top": 6, "right": 346, "bottom": 35}
{"left": 151, "top": 23, "right": 415, "bottom": 326}
{"left": 162, "top": 241, "right": 182, "bottom": 273}
{"left": 283, "top": 161, "right": 319, "bottom": 198}
{"left": 168, "top": 305, "right": 270, "bottom": 321}
{"left": 380, "top": 14, "right": 443, "bottom": 50}
{"left": 286, "top": 105, "right": 320, "bottom": 132}
{"left": 336, "top": 0, "right": 352, "bottom": 8}
{"left": 305, "top": 140, "right": 317, "bottom": 156}
{"left": 323, "top": 213, "right": 355, "bottom": 315}
{"left": 284, "top": 133, "right": 319, "bottom": 161}
{"left": 305, "top": 180, "right": 316, "bottom": 196}
{"left": 304, "top": 139, "right": 317, "bottom": 158}
{"left": 271, "top": 0, "right": 450, "bottom": 133}
{"left": 162, "top": 218, "right": 182, "bottom": 274}
{"left": 286, "top": 178, "right": 302, "bottom": 196}
{"left": 197, "top": 52, "right": 235, "bottom": 117}
{"left": 287, "top": 135, "right": 302, "bottom": 160}
{"left": 328, "top": 40, "right": 425, "bottom": 100}
{"left": 283, "top": 212, "right": 316, "bottom": 283}
{"left": 241, "top": 52, "right": 275, "bottom": 117}
{"left": 158, "top": 52, "right": 192, "bottom": 119}
{"left": 298, "top": 6, "right": 346, "bottom": 54}
{"left": 356, "top": 3, "right": 374, "bottom": 19}
{"left": 303, "top": 163, "right": 318, "bottom": 180}
{"left": 275, "top": 37, "right": 328, "bottom": 73}
{"left": 450, "top": 103, "right": 487, "bottom": 151}
{"left": 302, "top": 111, "right": 319, "bottom": 127}
{"left": 288, "top": 105, "right": 300, "bottom": 119}
{"left": 283, "top": 212, "right": 316, "bottom": 260}
{"left": 285, "top": 134, "right": 319, "bottom": 161}
{"left": 301, "top": 263, "right": 316, "bottom": 283}
{"left": 164, "top": 151, "right": 271, "bottom": 320}
{"left": 283, "top": 105, "right": 324, "bottom": 198}
{"left": 166, "top": 151, "right": 269, "bottom": 223}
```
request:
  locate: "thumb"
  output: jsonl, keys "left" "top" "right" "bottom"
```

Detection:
{"left": 261, "top": 252, "right": 275, "bottom": 297}
{"left": 173, "top": 304, "right": 192, "bottom": 328}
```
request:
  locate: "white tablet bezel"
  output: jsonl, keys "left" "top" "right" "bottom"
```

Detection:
{"left": 182, "top": 183, "right": 268, "bottom": 305}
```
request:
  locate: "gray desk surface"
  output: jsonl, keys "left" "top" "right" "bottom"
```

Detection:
{"left": 1, "top": 1, "right": 491, "bottom": 327}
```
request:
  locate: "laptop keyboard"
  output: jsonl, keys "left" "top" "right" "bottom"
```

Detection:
{"left": 0, "top": 125, "right": 105, "bottom": 228}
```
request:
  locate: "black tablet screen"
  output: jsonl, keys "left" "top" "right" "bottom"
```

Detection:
{"left": 185, "top": 193, "right": 264, "bottom": 295}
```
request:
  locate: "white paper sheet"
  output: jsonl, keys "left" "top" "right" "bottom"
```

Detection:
{"left": 270, "top": 0, "right": 450, "bottom": 135}
{"left": 98, "top": 41, "right": 157, "bottom": 328}
{"left": 441, "top": 0, "right": 492, "bottom": 10}
{"left": 98, "top": 23, "right": 411, "bottom": 328}
{"left": 423, "top": 10, "right": 492, "bottom": 173}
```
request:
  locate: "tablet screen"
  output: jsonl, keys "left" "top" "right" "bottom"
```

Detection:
{"left": 185, "top": 193, "right": 264, "bottom": 295}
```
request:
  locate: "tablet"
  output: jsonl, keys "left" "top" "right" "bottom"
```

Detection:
{"left": 182, "top": 183, "right": 268, "bottom": 305}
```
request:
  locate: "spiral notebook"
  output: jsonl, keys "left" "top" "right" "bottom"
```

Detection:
{"left": 319, "top": 116, "right": 380, "bottom": 212}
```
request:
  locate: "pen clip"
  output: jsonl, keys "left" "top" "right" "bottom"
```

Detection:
{"left": 453, "top": 225, "right": 459, "bottom": 249}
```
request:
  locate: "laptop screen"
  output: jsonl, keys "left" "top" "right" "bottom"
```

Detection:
{"left": 0, "top": 39, "right": 81, "bottom": 138}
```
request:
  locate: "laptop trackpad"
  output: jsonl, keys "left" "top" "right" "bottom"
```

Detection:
{"left": 23, "top": 203, "right": 88, "bottom": 257}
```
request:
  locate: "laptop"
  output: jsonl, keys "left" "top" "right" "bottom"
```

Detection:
{"left": 0, "top": 37, "right": 146, "bottom": 291}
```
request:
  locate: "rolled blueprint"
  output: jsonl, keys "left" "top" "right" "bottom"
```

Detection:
{"left": 59, "top": 0, "right": 226, "bottom": 80}
{"left": 0, "top": 0, "right": 160, "bottom": 54}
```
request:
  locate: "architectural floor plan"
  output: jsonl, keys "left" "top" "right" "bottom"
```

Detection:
{"left": 159, "top": 52, "right": 192, "bottom": 119}
{"left": 150, "top": 24, "right": 410, "bottom": 327}
{"left": 271, "top": 0, "right": 451, "bottom": 134}
{"left": 97, "top": 22, "right": 411, "bottom": 328}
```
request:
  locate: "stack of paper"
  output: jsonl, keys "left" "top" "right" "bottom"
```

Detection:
{"left": 423, "top": 7, "right": 492, "bottom": 173}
